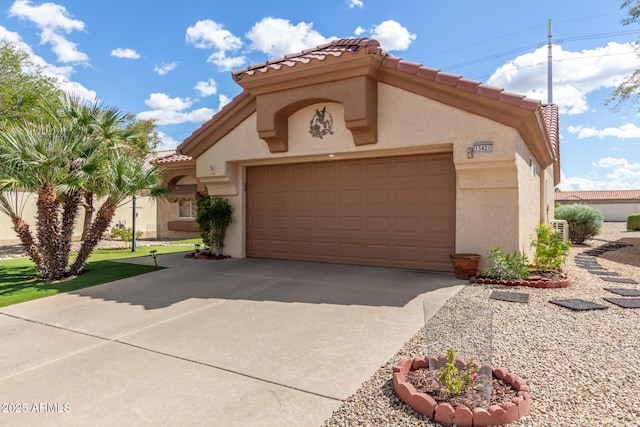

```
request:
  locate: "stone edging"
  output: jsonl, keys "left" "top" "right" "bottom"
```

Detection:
{"left": 470, "top": 274, "right": 571, "bottom": 288}
{"left": 393, "top": 357, "right": 531, "bottom": 427}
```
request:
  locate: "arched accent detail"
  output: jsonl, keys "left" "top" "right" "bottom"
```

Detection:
{"left": 255, "top": 75, "right": 378, "bottom": 152}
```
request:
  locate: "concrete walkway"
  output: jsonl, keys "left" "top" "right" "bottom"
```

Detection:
{"left": 0, "top": 253, "right": 464, "bottom": 426}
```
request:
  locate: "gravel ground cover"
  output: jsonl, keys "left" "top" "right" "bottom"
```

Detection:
{"left": 324, "top": 223, "right": 640, "bottom": 426}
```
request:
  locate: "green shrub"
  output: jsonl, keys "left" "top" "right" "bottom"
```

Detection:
{"left": 531, "top": 223, "right": 571, "bottom": 271}
{"left": 628, "top": 214, "right": 640, "bottom": 231}
{"left": 196, "top": 196, "right": 234, "bottom": 256}
{"left": 555, "top": 204, "right": 603, "bottom": 244}
{"left": 110, "top": 227, "right": 143, "bottom": 248}
{"left": 482, "top": 247, "right": 530, "bottom": 280}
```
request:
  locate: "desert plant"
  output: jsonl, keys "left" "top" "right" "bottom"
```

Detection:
{"left": 438, "top": 348, "right": 478, "bottom": 396}
{"left": 482, "top": 247, "right": 530, "bottom": 280}
{"left": 110, "top": 227, "right": 143, "bottom": 248}
{"left": 555, "top": 204, "right": 604, "bottom": 244}
{"left": 628, "top": 214, "right": 640, "bottom": 231}
{"left": 530, "top": 223, "right": 571, "bottom": 271}
{"left": 196, "top": 196, "right": 233, "bottom": 256}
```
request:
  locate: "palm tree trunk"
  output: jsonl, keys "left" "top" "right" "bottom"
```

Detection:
{"left": 58, "top": 190, "right": 82, "bottom": 278}
{"left": 69, "top": 198, "right": 117, "bottom": 277}
{"left": 81, "top": 191, "right": 94, "bottom": 241}
{"left": 11, "top": 214, "right": 45, "bottom": 274}
{"left": 36, "top": 183, "right": 61, "bottom": 281}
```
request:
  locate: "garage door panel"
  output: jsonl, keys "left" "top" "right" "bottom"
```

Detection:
{"left": 394, "top": 216, "right": 421, "bottom": 233}
{"left": 247, "top": 153, "right": 455, "bottom": 271}
{"left": 365, "top": 188, "right": 390, "bottom": 205}
{"left": 340, "top": 189, "right": 361, "bottom": 204}
{"left": 315, "top": 190, "right": 336, "bottom": 205}
{"left": 340, "top": 216, "right": 362, "bottom": 231}
{"left": 366, "top": 217, "right": 390, "bottom": 232}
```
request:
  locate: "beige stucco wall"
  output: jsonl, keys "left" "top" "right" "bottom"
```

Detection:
{"left": 0, "top": 192, "right": 157, "bottom": 246}
{"left": 157, "top": 175, "right": 201, "bottom": 239}
{"left": 195, "top": 83, "right": 551, "bottom": 268}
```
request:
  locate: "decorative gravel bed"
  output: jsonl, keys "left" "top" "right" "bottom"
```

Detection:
{"left": 324, "top": 223, "right": 640, "bottom": 426}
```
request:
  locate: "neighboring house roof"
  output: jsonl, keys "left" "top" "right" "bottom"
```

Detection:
{"left": 150, "top": 150, "right": 193, "bottom": 164}
{"left": 179, "top": 38, "right": 559, "bottom": 183}
{"left": 555, "top": 190, "right": 640, "bottom": 202}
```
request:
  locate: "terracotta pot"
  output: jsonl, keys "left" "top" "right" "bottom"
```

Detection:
{"left": 450, "top": 254, "right": 481, "bottom": 280}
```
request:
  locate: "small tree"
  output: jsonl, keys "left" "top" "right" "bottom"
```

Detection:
{"left": 628, "top": 213, "right": 640, "bottom": 231}
{"left": 531, "top": 224, "right": 571, "bottom": 271}
{"left": 555, "top": 204, "right": 604, "bottom": 244}
{"left": 196, "top": 196, "right": 233, "bottom": 256}
{"left": 111, "top": 227, "right": 143, "bottom": 249}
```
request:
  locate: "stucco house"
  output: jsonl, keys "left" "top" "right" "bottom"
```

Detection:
{"left": 153, "top": 150, "right": 204, "bottom": 239}
{"left": 175, "top": 38, "right": 560, "bottom": 272}
{"left": 555, "top": 190, "right": 640, "bottom": 222}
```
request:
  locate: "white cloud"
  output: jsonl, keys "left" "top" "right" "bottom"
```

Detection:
{"left": 354, "top": 26, "right": 366, "bottom": 36}
{"left": 144, "top": 93, "right": 192, "bottom": 111}
{"left": 111, "top": 48, "right": 140, "bottom": 59}
{"left": 8, "top": 0, "right": 88, "bottom": 64}
{"left": 370, "top": 20, "right": 416, "bottom": 51}
{"left": 559, "top": 158, "right": 640, "bottom": 190}
{"left": 154, "top": 61, "right": 178, "bottom": 76}
{"left": 59, "top": 79, "right": 96, "bottom": 101}
{"left": 138, "top": 93, "right": 213, "bottom": 125}
{"left": 246, "top": 17, "right": 330, "bottom": 58}
{"left": 186, "top": 19, "right": 242, "bottom": 51}
{"left": 0, "top": 25, "right": 23, "bottom": 44}
{"left": 216, "top": 94, "right": 232, "bottom": 112}
{"left": 593, "top": 157, "right": 640, "bottom": 170}
{"left": 194, "top": 78, "right": 217, "bottom": 97}
{"left": 206, "top": 50, "right": 247, "bottom": 72}
{"left": 567, "top": 123, "right": 640, "bottom": 139}
{"left": 137, "top": 107, "right": 215, "bottom": 126}
{"left": 155, "top": 131, "right": 180, "bottom": 150}
{"left": 348, "top": 0, "right": 364, "bottom": 8}
{"left": 488, "top": 42, "right": 640, "bottom": 115}
{"left": 186, "top": 19, "right": 245, "bottom": 71}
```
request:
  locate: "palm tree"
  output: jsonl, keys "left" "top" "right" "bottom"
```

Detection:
{"left": 0, "top": 120, "right": 91, "bottom": 280}
{"left": 69, "top": 153, "right": 167, "bottom": 276}
{"left": 0, "top": 95, "right": 166, "bottom": 282}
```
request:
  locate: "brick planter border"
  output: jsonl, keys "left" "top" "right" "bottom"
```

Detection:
{"left": 470, "top": 274, "right": 571, "bottom": 288}
{"left": 393, "top": 357, "right": 531, "bottom": 427}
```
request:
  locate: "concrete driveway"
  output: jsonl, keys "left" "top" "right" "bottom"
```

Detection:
{"left": 0, "top": 253, "right": 464, "bottom": 426}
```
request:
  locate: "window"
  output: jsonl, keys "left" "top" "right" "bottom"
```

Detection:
{"left": 178, "top": 199, "right": 196, "bottom": 218}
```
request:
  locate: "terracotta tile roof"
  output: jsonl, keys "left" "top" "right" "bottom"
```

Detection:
{"left": 555, "top": 190, "right": 640, "bottom": 202}
{"left": 150, "top": 150, "right": 193, "bottom": 164}
{"left": 541, "top": 104, "right": 560, "bottom": 182}
{"left": 232, "top": 38, "right": 543, "bottom": 112}
{"left": 232, "top": 38, "right": 383, "bottom": 80}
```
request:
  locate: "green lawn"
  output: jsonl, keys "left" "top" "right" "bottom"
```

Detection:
{"left": 0, "top": 239, "right": 201, "bottom": 308}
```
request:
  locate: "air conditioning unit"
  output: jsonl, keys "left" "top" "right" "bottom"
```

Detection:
{"left": 550, "top": 220, "right": 569, "bottom": 241}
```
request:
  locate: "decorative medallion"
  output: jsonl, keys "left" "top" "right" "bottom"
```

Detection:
{"left": 309, "top": 106, "right": 334, "bottom": 139}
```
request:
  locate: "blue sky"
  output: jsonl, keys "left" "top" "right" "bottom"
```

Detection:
{"left": 1, "top": 0, "right": 639, "bottom": 190}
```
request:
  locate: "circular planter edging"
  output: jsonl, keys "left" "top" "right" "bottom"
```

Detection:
{"left": 393, "top": 357, "right": 531, "bottom": 427}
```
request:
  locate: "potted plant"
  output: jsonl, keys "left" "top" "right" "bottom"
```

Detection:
{"left": 449, "top": 253, "right": 481, "bottom": 280}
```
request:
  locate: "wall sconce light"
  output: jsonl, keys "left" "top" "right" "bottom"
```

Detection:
{"left": 149, "top": 250, "right": 158, "bottom": 267}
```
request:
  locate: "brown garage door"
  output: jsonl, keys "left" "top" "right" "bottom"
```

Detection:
{"left": 246, "top": 153, "right": 455, "bottom": 271}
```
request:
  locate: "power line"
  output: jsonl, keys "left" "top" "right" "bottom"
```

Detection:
{"left": 440, "top": 29, "right": 640, "bottom": 73}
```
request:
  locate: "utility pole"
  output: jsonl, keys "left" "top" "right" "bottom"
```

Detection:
{"left": 547, "top": 19, "right": 553, "bottom": 104}
{"left": 131, "top": 194, "right": 137, "bottom": 252}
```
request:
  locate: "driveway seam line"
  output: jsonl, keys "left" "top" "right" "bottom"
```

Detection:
{"left": 0, "top": 312, "right": 341, "bottom": 402}
{"left": 115, "top": 339, "right": 342, "bottom": 402}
